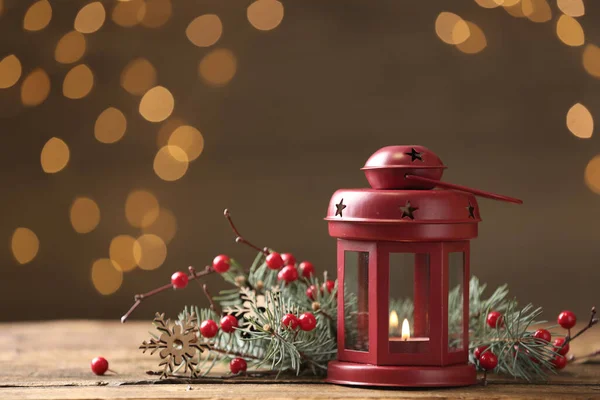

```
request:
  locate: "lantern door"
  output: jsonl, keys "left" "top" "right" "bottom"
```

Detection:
{"left": 442, "top": 241, "right": 470, "bottom": 365}
{"left": 377, "top": 242, "right": 443, "bottom": 366}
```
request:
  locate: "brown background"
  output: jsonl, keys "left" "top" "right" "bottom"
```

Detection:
{"left": 1, "top": 0, "right": 599, "bottom": 322}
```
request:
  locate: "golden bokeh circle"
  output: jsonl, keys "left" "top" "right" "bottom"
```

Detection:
{"left": 91, "top": 258, "right": 123, "bottom": 295}
{"left": 142, "top": 208, "right": 177, "bottom": 244}
{"left": 125, "top": 190, "right": 159, "bottom": 228}
{"left": 153, "top": 146, "right": 189, "bottom": 181}
{"left": 23, "top": 0, "right": 52, "bottom": 32}
{"left": 557, "top": 0, "right": 585, "bottom": 17}
{"left": 41, "top": 137, "right": 70, "bottom": 173}
{"left": 247, "top": 0, "right": 284, "bottom": 31}
{"left": 133, "top": 234, "right": 167, "bottom": 270}
{"left": 456, "top": 22, "right": 487, "bottom": 54}
{"left": 70, "top": 197, "right": 101, "bottom": 234}
{"left": 74, "top": 1, "right": 106, "bottom": 34}
{"left": 95, "top": 107, "right": 127, "bottom": 144}
{"left": 198, "top": 48, "right": 237, "bottom": 87}
{"left": 120, "top": 58, "right": 157, "bottom": 96}
{"left": 112, "top": 0, "right": 146, "bottom": 27}
{"left": 566, "top": 103, "right": 593, "bottom": 139}
{"left": 585, "top": 155, "right": 600, "bottom": 194}
{"left": 11, "top": 227, "right": 39, "bottom": 265}
{"left": 157, "top": 117, "right": 185, "bottom": 148}
{"left": 583, "top": 44, "right": 600, "bottom": 78}
{"left": 522, "top": 0, "right": 552, "bottom": 23}
{"left": 141, "top": 0, "right": 171, "bottom": 28}
{"left": 0, "top": 55, "right": 22, "bottom": 89}
{"left": 435, "top": 12, "right": 470, "bottom": 45}
{"left": 556, "top": 14, "right": 584, "bottom": 47}
{"left": 55, "top": 31, "right": 86, "bottom": 64}
{"left": 109, "top": 234, "right": 138, "bottom": 272}
{"left": 63, "top": 64, "right": 94, "bottom": 99}
{"left": 186, "top": 14, "right": 222, "bottom": 47}
{"left": 474, "top": 0, "right": 504, "bottom": 8}
{"left": 139, "top": 86, "right": 174, "bottom": 122}
{"left": 168, "top": 125, "right": 204, "bottom": 161}
{"left": 21, "top": 68, "right": 50, "bottom": 107}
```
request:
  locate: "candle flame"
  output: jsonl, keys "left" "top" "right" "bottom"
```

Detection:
{"left": 401, "top": 318, "right": 410, "bottom": 340}
{"left": 389, "top": 310, "right": 399, "bottom": 329}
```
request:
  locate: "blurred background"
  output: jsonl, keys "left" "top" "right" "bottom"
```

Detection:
{"left": 1, "top": 0, "right": 599, "bottom": 321}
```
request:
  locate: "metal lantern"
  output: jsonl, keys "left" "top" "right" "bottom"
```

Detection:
{"left": 325, "top": 145, "right": 521, "bottom": 388}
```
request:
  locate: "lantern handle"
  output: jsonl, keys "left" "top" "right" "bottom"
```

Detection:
{"left": 405, "top": 174, "right": 523, "bottom": 205}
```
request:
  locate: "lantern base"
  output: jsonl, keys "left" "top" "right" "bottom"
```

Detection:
{"left": 326, "top": 360, "right": 477, "bottom": 388}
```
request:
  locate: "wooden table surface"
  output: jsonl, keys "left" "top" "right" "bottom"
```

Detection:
{"left": 1, "top": 320, "right": 600, "bottom": 399}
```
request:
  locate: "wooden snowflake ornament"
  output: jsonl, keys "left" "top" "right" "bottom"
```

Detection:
{"left": 139, "top": 312, "right": 209, "bottom": 378}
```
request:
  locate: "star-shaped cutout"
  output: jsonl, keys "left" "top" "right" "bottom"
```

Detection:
{"left": 405, "top": 148, "right": 424, "bottom": 162}
{"left": 466, "top": 201, "right": 476, "bottom": 219}
{"left": 400, "top": 201, "right": 418, "bottom": 220}
{"left": 335, "top": 199, "right": 347, "bottom": 217}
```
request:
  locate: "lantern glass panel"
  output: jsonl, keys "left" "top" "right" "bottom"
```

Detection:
{"left": 448, "top": 252, "right": 465, "bottom": 351}
{"left": 388, "top": 253, "right": 430, "bottom": 352}
{"left": 343, "top": 250, "right": 369, "bottom": 352}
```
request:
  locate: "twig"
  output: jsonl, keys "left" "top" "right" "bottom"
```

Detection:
{"left": 208, "top": 346, "right": 262, "bottom": 361}
{"left": 202, "top": 283, "right": 221, "bottom": 316}
{"left": 121, "top": 265, "right": 215, "bottom": 323}
{"left": 561, "top": 307, "right": 598, "bottom": 350}
{"left": 568, "top": 349, "right": 600, "bottom": 363}
{"left": 224, "top": 209, "right": 269, "bottom": 255}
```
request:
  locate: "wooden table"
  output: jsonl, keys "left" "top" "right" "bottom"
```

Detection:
{"left": 2, "top": 321, "right": 600, "bottom": 399}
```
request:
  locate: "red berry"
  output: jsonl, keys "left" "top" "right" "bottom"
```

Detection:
{"left": 281, "top": 253, "right": 296, "bottom": 266}
{"left": 306, "top": 285, "right": 318, "bottom": 300}
{"left": 473, "top": 345, "right": 489, "bottom": 359}
{"left": 533, "top": 329, "right": 551, "bottom": 343}
{"left": 553, "top": 337, "right": 570, "bottom": 356}
{"left": 266, "top": 252, "right": 284, "bottom": 270}
{"left": 212, "top": 255, "right": 231, "bottom": 273}
{"left": 277, "top": 265, "right": 299, "bottom": 283}
{"left": 200, "top": 319, "right": 219, "bottom": 338}
{"left": 323, "top": 280, "right": 335, "bottom": 294}
{"left": 557, "top": 311, "right": 577, "bottom": 329}
{"left": 552, "top": 355, "right": 567, "bottom": 370}
{"left": 281, "top": 313, "right": 299, "bottom": 329}
{"left": 486, "top": 311, "right": 503, "bottom": 328}
{"left": 298, "top": 312, "right": 317, "bottom": 331}
{"left": 478, "top": 352, "right": 498, "bottom": 371}
{"left": 298, "top": 261, "right": 314, "bottom": 278}
{"left": 229, "top": 357, "right": 247, "bottom": 374}
{"left": 220, "top": 315, "right": 238, "bottom": 333}
{"left": 171, "top": 271, "right": 189, "bottom": 289}
{"left": 91, "top": 357, "right": 109, "bottom": 375}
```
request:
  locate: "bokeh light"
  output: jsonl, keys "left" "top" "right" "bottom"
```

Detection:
{"left": 63, "top": 64, "right": 94, "bottom": 99}
{"left": 584, "top": 155, "right": 600, "bottom": 194}
{"left": 199, "top": 48, "right": 237, "bottom": 86}
{"left": 23, "top": 0, "right": 52, "bottom": 32}
{"left": 54, "top": 31, "right": 86, "bottom": 64}
{"left": 133, "top": 234, "right": 167, "bottom": 270}
{"left": 247, "top": 0, "right": 284, "bottom": 31}
{"left": 0, "top": 55, "right": 22, "bottom": 89}
{"left": 95, "top": 107, "right": 127, "bottom": 144}
{"left": 566, "top": 103, "right": 593, "bottom": 139}
{"left": 502, "top": 0, "right": 522, "bottom": 7}
{"left": 168, "top": 125, "right": 204, "bottom": 161}
{"left": 40, "top": 137, "right": 70, "bottom": 173}
{"left": 20, "top": 68, "right": 50, "bottom": 106}
{"left": 522, "top": 0, "right": 552, "bottom": 23}
{"left": 91, "top": 258, "right": 123, "bottom": 295}
{"left": 153, "top": 146, "right": 189, "bottom": 181}
{"left": 557, "top": 0, "right": 584, "bottom": 17}
{"left": 475, "top": 0, "right": 503, "bottom": 8}
{"left": 120, "top": 58, "right": 157, "bottom": 96}
{"left": 456, "top": 22, "right": 487, "bottom": 54}
{"left": 142, "top": 208, "right": 177, "bottom": 244}
{"left": 70, "top": 197, "right": 101, "bottom": 234}
{"left": 74, "top": 2, "right": 106, "bottom": 34}
{"left": 139, "top": 86, "right": 174, "bottom": 122}
{"left": 109, "top": 234, "right": 138, "bottom": 272}
{"left": 157, "top": 117, "right": 185, "bottom": 148}
{"left": 141, "top": 0, "right": 172, "bottom": 28}
{"left": 435, "top": 12, "right": 470, "bottom": 45}
{"left": 556, "top": 15, "right": 584, "bottom": 47}
{"left": 583, "top": 44, "right": 600, "bottom": 78}
{"left": 504, "top": 1, "right": 527, "bottom": 18}
{"left": 112, "top": 0, "right": 146, "bottom": 27}
{"left": 186, "top": 14, "right": 222, "bottom": 47}
{"left": 125, "top": 190, "right": 159, "bottom": 228}
{"left": 11, "top": 228, "right": 39, "bottom": 265}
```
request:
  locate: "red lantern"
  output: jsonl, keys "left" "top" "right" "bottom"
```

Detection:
{"left": 325, "top": 145, "right": 521, "bottom": 387}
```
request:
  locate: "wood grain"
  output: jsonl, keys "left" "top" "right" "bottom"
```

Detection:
{"left": 1, "top": 321, "right": 599, "bottom": 399}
